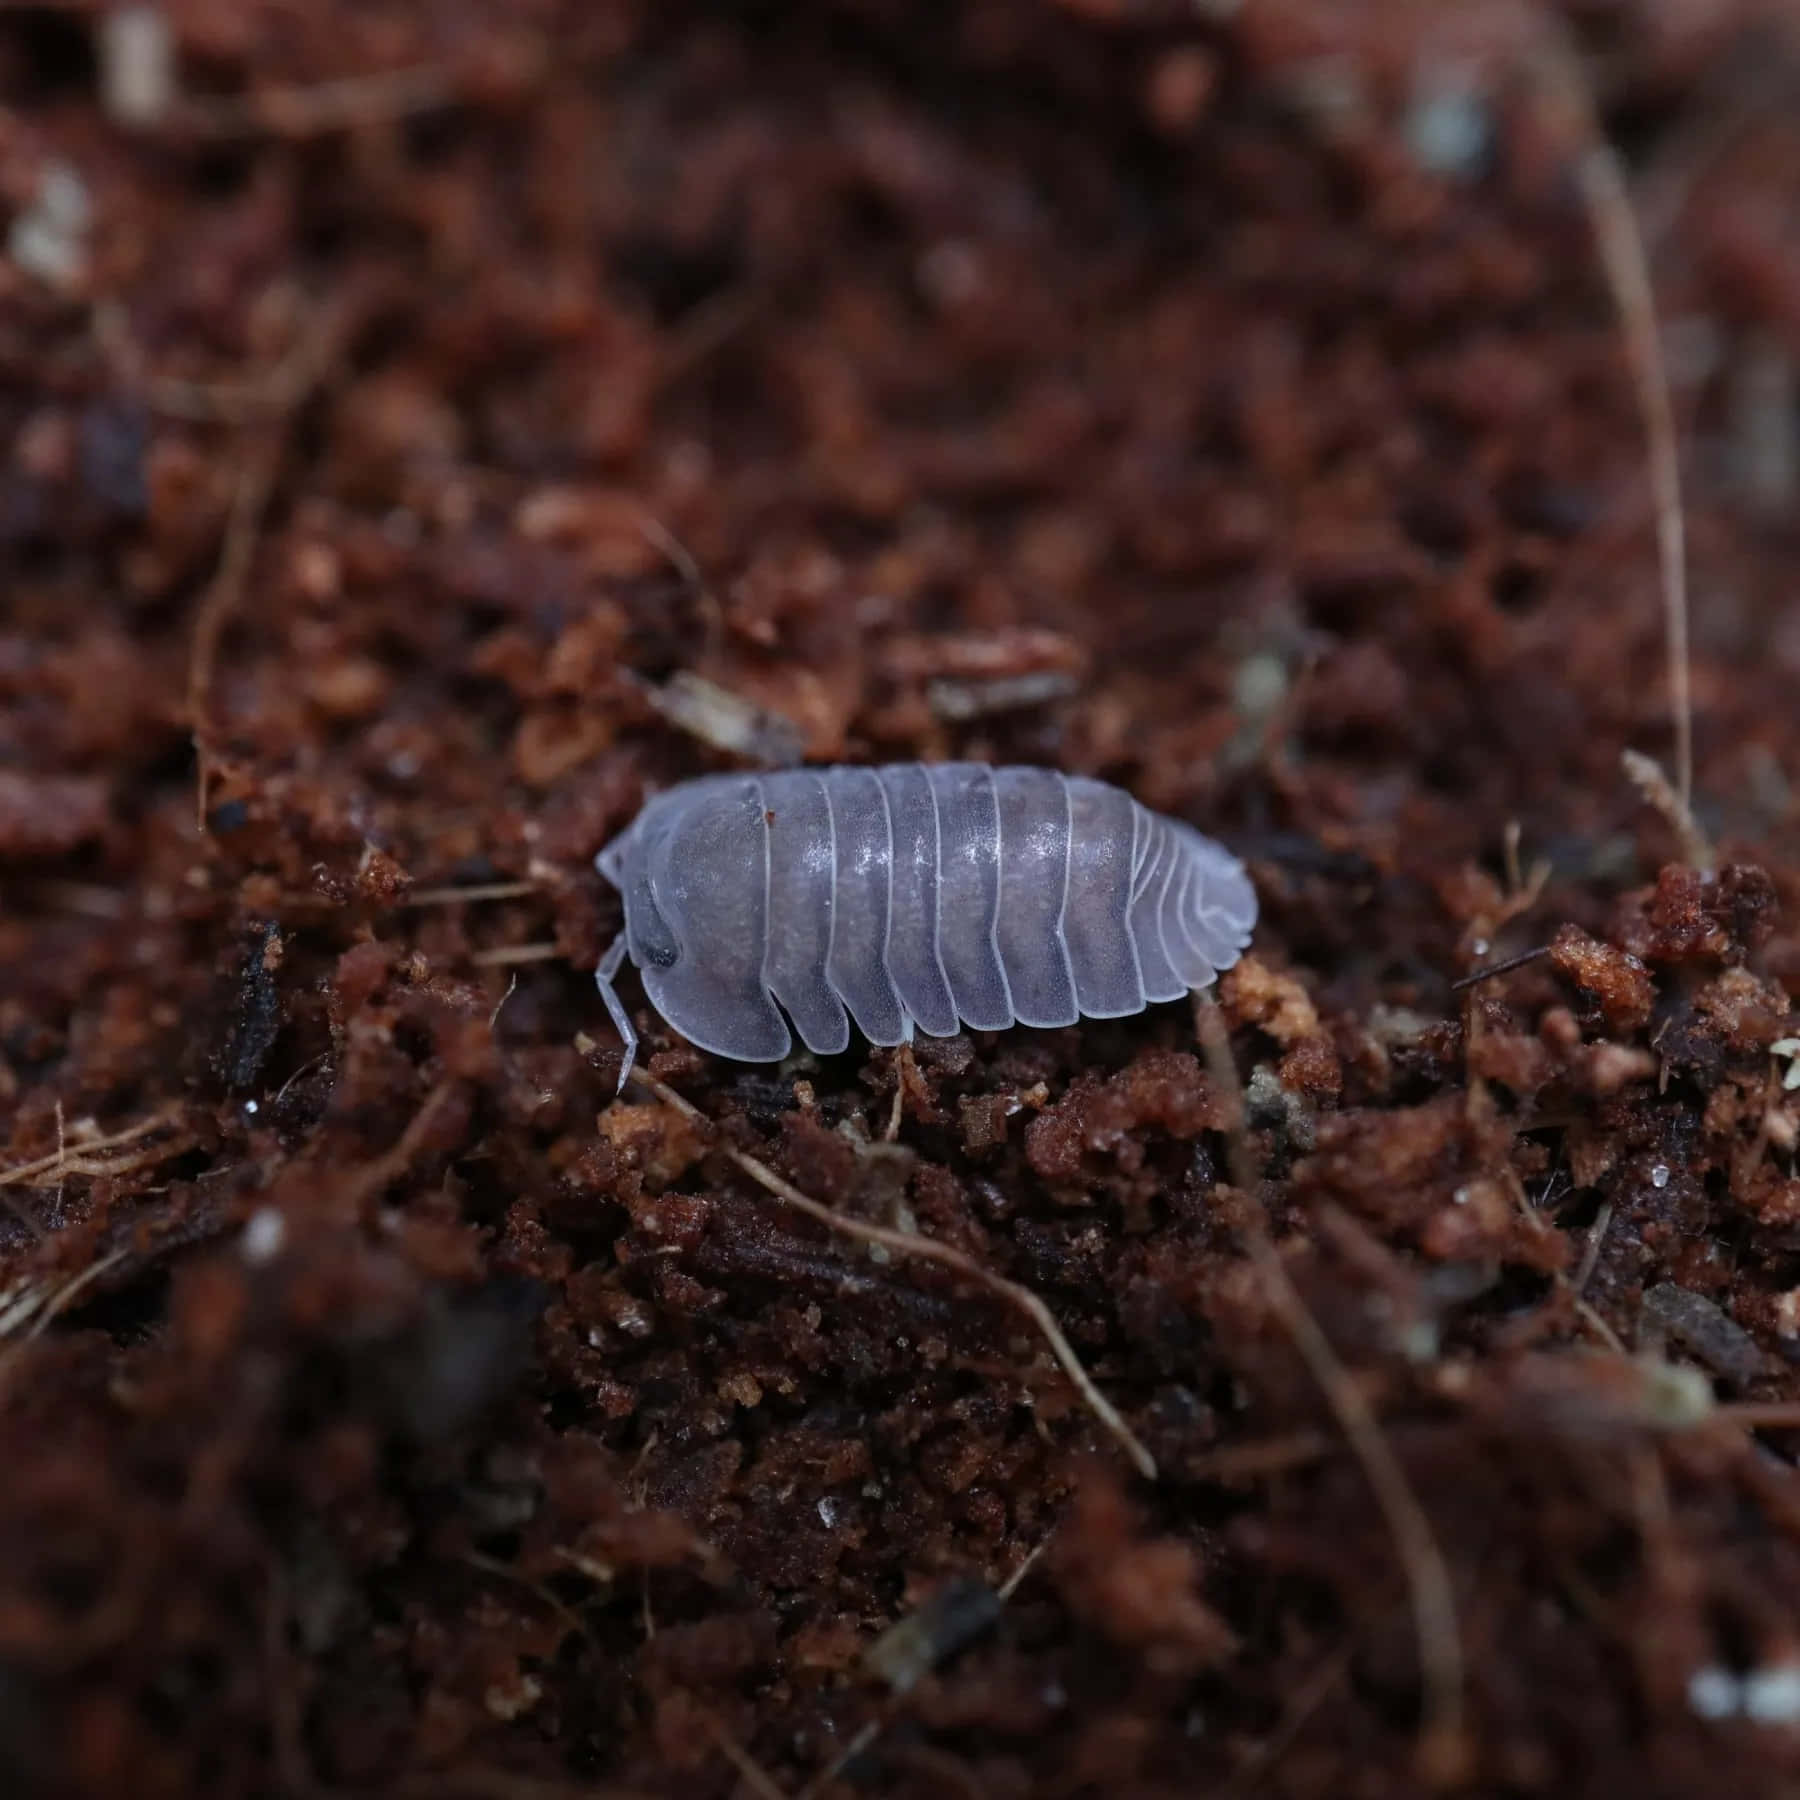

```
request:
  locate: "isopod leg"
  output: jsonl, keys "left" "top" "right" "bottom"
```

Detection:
{"left": 595, "top": 933, "right": 637, "bottom": 1095}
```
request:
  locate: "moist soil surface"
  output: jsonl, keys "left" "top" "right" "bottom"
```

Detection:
{"left": 7, "top": 4, "right": 1800, "bottom": 1796}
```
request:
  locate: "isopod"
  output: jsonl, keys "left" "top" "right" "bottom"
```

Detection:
{"left": 593, "top": 763, "right": 1256, "bottom": 1089}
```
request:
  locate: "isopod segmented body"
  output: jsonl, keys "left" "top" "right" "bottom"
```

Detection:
{"left": 593, "top": 763, "right": 1256, "bottom": 1088}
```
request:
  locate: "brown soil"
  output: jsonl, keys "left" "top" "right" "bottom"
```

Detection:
{"left": 6, "top": 3, "right": 1800, "bottom": 1796}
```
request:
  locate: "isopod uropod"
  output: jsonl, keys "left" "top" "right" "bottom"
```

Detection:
{"left": 593, "top": 763, "right": 1256, "bottom": 1089}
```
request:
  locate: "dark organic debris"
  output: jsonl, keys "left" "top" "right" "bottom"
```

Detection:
{"left": 4, "top": 4, "right": 1800, "bottom": 1798}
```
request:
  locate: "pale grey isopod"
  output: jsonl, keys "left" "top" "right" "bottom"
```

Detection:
{"left": 592, "top": 764, "right": 1256, "bottom": 1089}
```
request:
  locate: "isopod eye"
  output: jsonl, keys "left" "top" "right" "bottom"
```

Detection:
{"left": 642, "top": 937, "right": 678, "bottom": 970}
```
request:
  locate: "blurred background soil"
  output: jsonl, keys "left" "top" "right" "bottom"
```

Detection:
{"left": 7, "top": 1, "right": 1800, "bottom": 1795}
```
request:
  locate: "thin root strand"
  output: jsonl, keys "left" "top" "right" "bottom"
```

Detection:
{"left": 631, "top": 1070, "right": 1157, "bottom": 1481}
{"left": 1193, "top": 989, "right": 1466, "bottom": 1769}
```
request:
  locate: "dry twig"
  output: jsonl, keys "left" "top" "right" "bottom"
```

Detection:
{"left": 1189, "top": 1429, "right": 1342, "bottom": 1483}
{"left": 488, "top": 973, "right": 520, "bottom": 1032}
{"left": 403, "top": 881, "right": 541, "bottom": 908}
{"left": 188, "top": 297, "right": 349, "bottom": 826}
{"left": 0, "top": 1245, "right": 134, "bottom": 1360}
{"left": 630, "top": 1070, "right": 1157, "bottom": 1480}
{"left": 1209, "top": 1642, "right": 1354, "bottom": 1800}
{"left": 1718, "top": 1402, "right": 1800, "bottom": 1431}
{"left": 337, "top": 1082, "right": 459, "bottom": 1214}
{"left": 1621, "top": 748, "right": 1713, "bottom": 872}
{"left": 1500, "top": 1168, "right": 1625, "bottom": 1354}
{"left": 25, "top": 1245, "right": 134, "bottom": 1339}
{"left": 0, "top": 1106, "right": 186, "bottom": 1191}
{"left": 469, "top": 942, "right": 562, "bottom": 968}
{"left": 188, "top": 426, "right": 282, "bottom": 827}
{"left": 1533, "top": 27, "right": 1696, "bottom": 833}
{"left": 636, "top": 512, "right": 725, "bottom": 660}
{"left": 179, "top": 64, "right": 458, "bottom": 141}
{"left": 1572, "top": 1201, "right": 1613, "bottom": 1299}
{"left": 1450, "top": 944, "right": 1553, "bottom": 992}
{"left": 1243, "top": 1228, "right": 1465, "bottom": 1770}
{"left": 703, "top": 1716, "right": 791, "bottom": 1800}
{"left": 1193, "top": 990, "right": 1466, "bottom": 1774}
{"left": 798, "top": 1548, "right": 1045, "bottom": 1800}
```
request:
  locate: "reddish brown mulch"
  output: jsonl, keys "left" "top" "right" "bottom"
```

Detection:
{"left": 7, "top": 3, "right": 1800, "bottom": 1795}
